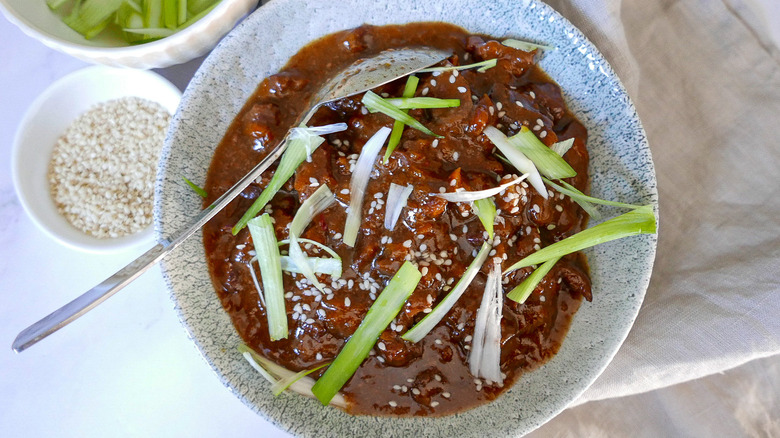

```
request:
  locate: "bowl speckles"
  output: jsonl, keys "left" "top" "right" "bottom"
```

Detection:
{"left": 154, "top": 0, "right": 658, "bottom": 436}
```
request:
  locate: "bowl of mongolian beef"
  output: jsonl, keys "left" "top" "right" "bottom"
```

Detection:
{"left": 154, "top": 0, "right": 658, "bottom": 436}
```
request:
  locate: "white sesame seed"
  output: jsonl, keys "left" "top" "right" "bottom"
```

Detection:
{"left": 443, "top": 392, "right": 451, "bottom": 398}
{"left": 432, "top": 139, "right": 439, "bottom": 148}
{"left": 448, "top": 75, "right": 456, "bottom": 84}
{"left": 422, "top": 87, "right": 429, "bottom": 96}
{"left": 340, "top": 188, "right": 350, "bottom": 194}
{"left": 389, "top": 401, "right": 397, "bottom": 407}
{"left": 403, "top": 240, "right": 412, "bottom": 248}
{"left": 452, "top": 151, "right": 460, "bottom": 160}
{"left": 540, "top": 131, "right": 547, "bottom": 138}
{"left": 412, "top": 388, "right": 421, "bottom": 395}
{"left": 457, "top": 86, "right": 467, "bottom": 93}
{"left": 431, "top": 79, "right": 437, "bottom": 87}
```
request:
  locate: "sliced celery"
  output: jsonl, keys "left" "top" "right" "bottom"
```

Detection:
{"left": 46, "top": 0, "right": 70, "bottom": 11}
{"left": 63, "top": 0, "right": 124, "bottom": 39}
{"left": 312, "top": 262, "right": 421, "bottom": 405}
{"left": 384, "top": 75, "right": 419, "bottom": 163}
{"left": 506, "top": 256, "right": 561, "bottom": 303}
{"left": 402, "top": 242, "right": 491, "bottom": 343}
{"left": 504, "top": 205, "right": 656, "bottom": 273}
{"left": 362, "top": 91, "right": 442, "bottom": 138}
{"left": 508, "top": 126, "right": 576, "bottom": 179}
{"left": 247, "top": 214, "right": 287, "bottom": 341}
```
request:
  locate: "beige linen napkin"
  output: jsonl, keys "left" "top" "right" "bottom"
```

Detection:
{"left": 542, "top": 0, "right": 780, "bottom": 407}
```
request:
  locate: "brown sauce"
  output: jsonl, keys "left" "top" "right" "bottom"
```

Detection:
{"left": 203, "top": 22, "right": 592, "bottom": 416}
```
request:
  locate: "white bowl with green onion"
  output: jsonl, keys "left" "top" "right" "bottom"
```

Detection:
{"left": 155, "top": 0, "right": 658, "bottom": 436}
{"left": 0, "top": 0, "right": 259, "bottom": 68}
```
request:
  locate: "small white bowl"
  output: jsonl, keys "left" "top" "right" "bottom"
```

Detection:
{"left": 13, "top": 65, "right": 181, "bottom": 253}
{"left": 0, "top": 0, "right": 259, "bottom": 69}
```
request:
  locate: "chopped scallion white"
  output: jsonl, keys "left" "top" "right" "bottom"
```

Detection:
{"left": 289, "top": 185, "right": 335, "bottom": 237}
{"left": 504, "top": 205, "right": 657, "bottom": 273}
{"left": 312, "top": 262, "right": 422, "bottom": 405}
{"left": 433, "top": 175, "right": 528, "bottom": 203}
{"left": 484, "top": 126, "right": 548, "bottom": 199}
{"left": 550, "top": 138, "right": 575, "bottom": 157}
{"left": 343, "top": 126, "right": 391, "bottom": 247}
{"left": 384, "top": 183, "right": 414, "bottom": 231}
{"left": 247, "top": 214, "right": 287, "bottom": 341}
{"left": 502, "top": 38, "right": 555, "bottom": 52}
{"left": 278, "top": 255, "right": 342, "bottom": 278}
{"left": 402, "top": 242, "right": 492, "bottom": 343}
{"left": 469, "top": 260, "right": 504, "bottom": 384}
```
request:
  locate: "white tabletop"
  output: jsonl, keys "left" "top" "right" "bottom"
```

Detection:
{"left": 0, "top": 17, "right": 290, "bottom": 438}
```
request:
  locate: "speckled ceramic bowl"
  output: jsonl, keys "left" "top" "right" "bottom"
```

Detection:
{"left": 155, "top": 0, "right": 658, "bottom": 436}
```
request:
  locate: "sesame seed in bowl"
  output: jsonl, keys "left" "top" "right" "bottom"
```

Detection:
{"left": 12, "top": 65, "right": 181, "bottom": 252}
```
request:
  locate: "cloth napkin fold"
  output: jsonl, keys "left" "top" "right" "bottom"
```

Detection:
{"left": 541, "top": 0, "right": 780, "bottom": 407}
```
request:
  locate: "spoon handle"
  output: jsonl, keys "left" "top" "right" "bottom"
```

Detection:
{"left": 12, "top": 139, "right": 290, "bottom": 353}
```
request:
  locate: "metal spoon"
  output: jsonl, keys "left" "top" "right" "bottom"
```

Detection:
{"left": 12, "top": 47, "right": 449, "bottom": 353}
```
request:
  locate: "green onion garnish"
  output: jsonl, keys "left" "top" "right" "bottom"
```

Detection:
{"left": 550, "top": 138, "right": 575, "bottom": 157}
{"left": 362, "top": 91, "right": 442, "bottom": 138}
{"left": 505, "top": 256, "right": 561, "bottom": 303}
{"left": 484, "top": 126, "right": 548, "bottom": 199}
{"left": 502, "top": 38, "right": 555, "bottom": 52}
{"left": 504, "top": 205, "right": 657, "bottom": 273}
{"left": 384, "top": 75, "right": 419, "bottom": 163}
{"left": 543, "top": 177, "right": 644, "bottom": 210}
{"left": 312, "top": 261, "right": 422, "bottom": 405}
{"left": 232, "top": 123, "right": 347, "bottom": 235}
{"left": 402, "top": 242, "right": 491, "bottom": 343}
{"left": 271, "top": 363, "right": 329, "bottom": 396}
{"left": 182, "top": 176, "right": 207, "bottom": 198}
{"left": 239, "top": 344, "right": 347, "bottom": 407}
{"left": 508, "top": 126, "right": 577, "bottom": 179}
{"left": 383, "top": 97, "right": 461, "bottom": 109}
{"left": 289, "top": 185, "right": 335, "bottom": 237}
{"left": 469, "top": 260, "right": 503, "bottom": 384}
{"left": 417, "top": 59, "right": 498, "bottom": 73}
{"left": 278, "top": 256, "right": 342, "bottom": 278}
{"left": 473, "top": 197, "right": 497, "bottom": 240}
{"left": 247, "top": 214, "right": 288, "bottom": 341}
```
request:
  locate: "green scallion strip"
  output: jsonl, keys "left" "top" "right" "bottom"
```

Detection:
{"left": 279, "top": 256, "right": 342, "bottom": 278}
{"left": 383, "top": 75, "right": 419, "bottom": 163}
{"left": 402, "top": 242, "right": 492, "bottom": 343}
{"left": 271, "top": 363, "right": 329, "bottom": 396}
{"left": 289, "top": 184, "right": 335, "bottom": 237}
{"left": 506, "top": 256, "right": 562, "bottom": 303}
{"left": 502, "top": 38, "right": 555, "bottom": 52}
{"left": 504, "top": 205, "right": 657, "bottom": 273}
{"left": 232, "top": 123, "right": 346, "bottom": 235}
{"left": 383, "top": 97, "right": 461, "bottom": 109}
{"left": 417, "top": 58, "right": 498, "bottom": 73}
{"left": 247, "top": 214, "right": 288, "bottom": 341}
{"left": 312, "top": 261, "right": 422, "bottom": 405}
{"left": 473, "top": 197, "right": 497, "bottom": 240}
{"left": 182, "top": 176, "right": 207, "bottom": 198}
{"left": 362, "top": 91, "right": 442, "bottom": 138}
{"left": 508, "top": 126, "right": 576, "bottom": 179}
{"left": 551, "top": 138, "right": 575, "bottom": 157}
{"left": 543, "top": 177, "right": 644, "bottom": 210}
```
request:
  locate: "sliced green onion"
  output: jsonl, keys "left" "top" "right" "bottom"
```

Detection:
{"left": 247, "top": 257, "right": 266, "bottom": 307}
{"left": 403, "top": 242, "right": 492, "bottom": 343}
{"left": 343, "top": 126, "right": 391, "bottom": 247}
{"left": 484, "top": 126, "right": 548, "bottom": 199}
{"left": 232, "top": 123, "right": 347, "bottom": 235}
{"left": 362, "top": 91, "right": 442, "bottom": 138}
{"left": 502, "top": 38, "right": 555, "bottom": 52}
{"left": 278, "top": 256, "right": 342, "bottom": 278}
{"left": 278, "top": 237, "right": 341, "bottom": 262}
{"left": 289, "top": 185, "right": 335, "bottom": 237}
{"left": 543, "top": 178, "right": 644, "bottom": 210}
{"left": 469, "top": 260, "right": 503, "bottom": 384}
{"left": 312, "top": 261, "right": 422, "bottom": 405}
{"left": 550, "top": 138, "right": 575, "bottom": 157}
{"left": 417, "top": 59, "right": 498, "bottom": 73}
{"left": 506, "top": 256, "right": 561, "bottom": 303}
{"left": 383, "top": 97, "right": 461, "bottom": 109}
{"left": 504, "top": 205, "right": 657, "bottom": 273}
{"left": 384, "top": 183, "right": 413, "bottom": 230}
{"left": 247, "top": 214, "right": 287, "bottom": 341}
{"left": 239, "top": 344, "right": 347, "bottom": 408}
{"left": 288, "top": 234, "right": 325, "bottom": 292}
{"left": 433, "top": 175, "right": 527, "bottom": 203}
{"left": 473, "top": 197, "right": 497, "bottom": 240}
{"left": 384, "top": 75, "right": 419, "bottom": 163}
{"left": 182, "top": 176, "right": 207, "bottom": 198}
{"left": 508, "top": 126, "right": 577, "bottom": 179}
{"left": 271, "top": 363, "right": 329, "bottom": 396}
